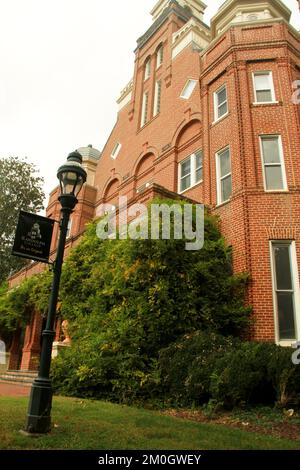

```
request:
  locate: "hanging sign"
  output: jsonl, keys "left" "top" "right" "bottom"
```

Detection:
{"left": 12, "top": 211, "right": 55, "bottom": 263}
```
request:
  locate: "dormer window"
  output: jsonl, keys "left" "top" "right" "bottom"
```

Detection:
{"left": 144, "top": 58, "right": 151, "bottom": 81}
{"left": 111, "top": 142, "right": 121, "bottom": 160}
{"left": 156, "top": 45, "right": 163, "bottom": 69}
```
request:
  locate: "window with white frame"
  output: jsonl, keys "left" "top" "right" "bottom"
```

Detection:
{"left": 271, "top": 242, "right": 299, "bottom": 342}
{"left": 140, "top": 91, "right": 149, "bottom": 127}
{"left": 111, "top": 142, "right": 121, "bottom": 159}
{"left": 180, "top": 79, "right": 197, "bottom": 99}
{"left": 214, "top": 84, "right": 228, "bottom": 121}
{"left": 253, "top": 71, "right": 276, "bottom": 103}
{"left": 179, "top": 150, "right": 203, "bottom": 193}
{"left": 144, "top": 58, "right": 151, "bottom": 81}
{"left": 260, "top": 135, "right": 287, "bottom": 191}
{"left": 156, "top": 45, "right": 163, "bottom": 69}
{"left": 66, "top": 218, "right": 72, "bottom": 238}
{"left": 153, "top": 80, "right": 162, "bottom": 116}
{"left": 216, "top": 147, "right": 232, "bottom": 204}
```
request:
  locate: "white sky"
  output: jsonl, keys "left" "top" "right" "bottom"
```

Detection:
{"left": 0, "top": 0, "right": 299, "bottom": 204}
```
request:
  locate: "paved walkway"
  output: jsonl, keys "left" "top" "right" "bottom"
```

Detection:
{"left": 0, "top": 382, "right": 30, "bottom": 397}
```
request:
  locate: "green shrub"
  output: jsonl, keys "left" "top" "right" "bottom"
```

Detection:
{"left": 267, "top": 345, "right": 300, "bottom": 408}
{"left": 158, "top": 330, "right": 238, "bottom": 406}
{"left": 210, "top": 342, "right": 300, "bottom": 409}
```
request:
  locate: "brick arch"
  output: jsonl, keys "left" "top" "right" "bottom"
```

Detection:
{"left": 133, "top": 152, "right": 155, "bottom": 192}
{"left": 103, "top": 177, "right": 120, "bottom": 202}
{"left": 172, "top": 118, "right": 202, "bottom": 152}
{"left": 155, "top": 42, "right": 163, "bottom": 57}
{"left": 135, "top": 152, "right": 155, "bottom": 177}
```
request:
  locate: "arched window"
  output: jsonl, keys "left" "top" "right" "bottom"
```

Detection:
{"left": 144, "top": 57, "right": 151, "bottom": 81}
{"left": 156, "top": 44, "right": 163, "bottom": 69}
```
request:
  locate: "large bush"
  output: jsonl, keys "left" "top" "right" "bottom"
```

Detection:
{"left": 51, "top": 199, "right": 251, "bottom": 402}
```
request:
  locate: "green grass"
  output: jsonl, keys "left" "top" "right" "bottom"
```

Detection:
{"left": 0, "top": 396, "right": 299, "bottom": 450}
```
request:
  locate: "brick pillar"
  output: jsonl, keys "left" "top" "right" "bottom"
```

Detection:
{"left": 20, "top": 311, "right": 43, "bottom": 371}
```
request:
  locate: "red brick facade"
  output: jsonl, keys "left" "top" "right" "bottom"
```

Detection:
{"left": 5, "top": 0, "right": 300, "bottom": 370}
{"left": 93, "top": 0, "right": 300, "bottom": 345}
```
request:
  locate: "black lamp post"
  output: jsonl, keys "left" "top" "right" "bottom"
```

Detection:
{"left": 25, "top": 151, "right": 87, "bottom": 434}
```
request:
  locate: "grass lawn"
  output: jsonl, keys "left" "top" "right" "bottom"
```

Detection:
{"left": 0, "top": 396, "right": 299, "bottom": 450}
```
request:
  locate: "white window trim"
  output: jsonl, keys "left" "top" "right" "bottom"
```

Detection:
{"left": 213, "top": 84, "right": 228, "bottom": 123}
{"left": 180, "top": 79, "right": 197, "bottom": 100}
{"left": 156, "top": 46, "right": 163, "bottom": 69}
{"left": 66, "top": 218, "right": 73, "bottom": 239}
{"left": 216, "top": 146, "right": 232, "bottom": 205}
{"left": 178, "top": 151, "right": 203, "bottom": 194}
{"left": 140, "top": 91, "right": 149, "bottom": 128}
{"left": 252, "top": 71, "right": 278, "bottom": 105}
{"left": 111, "top": 142, "right": 121, "bottom": 160}
{"left": 144, "top": 59, "right": 151, "bottom": 81}
{"left": 269, "top": 240, "right": 300, "bottom": 346}
{"left": 153, "top": 80, "right": 162, "bottom": 117}
{"left": 259, "top": 135, "right": 288, "bottom": 192}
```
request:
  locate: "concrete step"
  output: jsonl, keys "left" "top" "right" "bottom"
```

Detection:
{"left": 4, "top": 370, "right": 37, "bottom": 377}
{"left": 0, "top": 370, "right": 37, "bottom": 386}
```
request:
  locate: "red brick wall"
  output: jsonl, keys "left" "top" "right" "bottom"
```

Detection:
{"left": 93, "top": 15, "right": 300, "bottom": 343}
{"left": 9, "top": 9, "right": 300, "bottom": 346}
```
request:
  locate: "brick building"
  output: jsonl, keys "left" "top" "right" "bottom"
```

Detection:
{"left": 4, "top": 0, "right": 300, "bottom": 371}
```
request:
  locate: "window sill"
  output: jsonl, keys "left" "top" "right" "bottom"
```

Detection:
{"left": 178, "top": 180, "right": 203, "bottom": 195}
{"left": 215, "top": 198, "right": 232, "bottom": 208}
{"left": 278, "top": 340, "right": 298, "bottom": 348}
{"left": 138, "top": 113, "right": 160, "bottom": 132}
{"left": 264, "top": 189, "right": 289, "bottom": 194}
{"left": 212, "top": 112, "right": 229, "bottom": 126}
{"left": 251, "top": 101, "right": 281, "bottom": 107}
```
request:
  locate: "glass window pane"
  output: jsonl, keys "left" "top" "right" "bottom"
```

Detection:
{"left": 196, "top": 167, "right": 203, "bottom": 183}
{"left": 182, "top": 80, "right": 197, "bottom": 99}
{"left": 219, "top": 149, "right": 231, "bottom": 177}
{"left": 195, "top": 151, "right": 202, "bottom": 169}
{"left": 145, "top": 60, "right": 151, "bottom": 80}
{"left": 277, "top": 292, "right": 296, "bottom": 340}
{"left": 181, "top": 159, "right": 191, "bottom": 177}
{"left": 221, "top": 175, "right": 232, "bottom": 202}
{"left": 255, "top": 74, "right": 270, "bottom": 90}
{"left": 256, "top": 89, "right": 272, "bottom": 102}
{"left": 218, "top": 102, "right": 228, "bottom": 118}
{"left": 181, "top": 175, "right": 191, "bottom": 192}
{"left": 217, "top": 87, "right": 227, "bottom": 105}
{"left": 265, "top": 166, "right": 284, "bottom": 190}
{"left": 262, "top": 138, "right": 280, "bottom": 164}
{"left": 273, "top": 245, "right": 293, "bottom": 290}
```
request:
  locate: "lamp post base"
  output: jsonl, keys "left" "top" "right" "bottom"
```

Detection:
{"left": 25, "top": 378, "right": 53, "bottom": 434}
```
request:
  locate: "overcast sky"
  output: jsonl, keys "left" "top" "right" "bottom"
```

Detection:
{"left": 0, "top": 0, "right": 299, "bottom": 204}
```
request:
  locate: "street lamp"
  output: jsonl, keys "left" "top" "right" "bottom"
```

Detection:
{"left": 25, "top": 151, "right": 87, "bottom": 434}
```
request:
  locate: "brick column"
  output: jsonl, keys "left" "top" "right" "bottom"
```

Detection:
{"left": 20, "top": 311, "right": 43, "bottom": 371}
